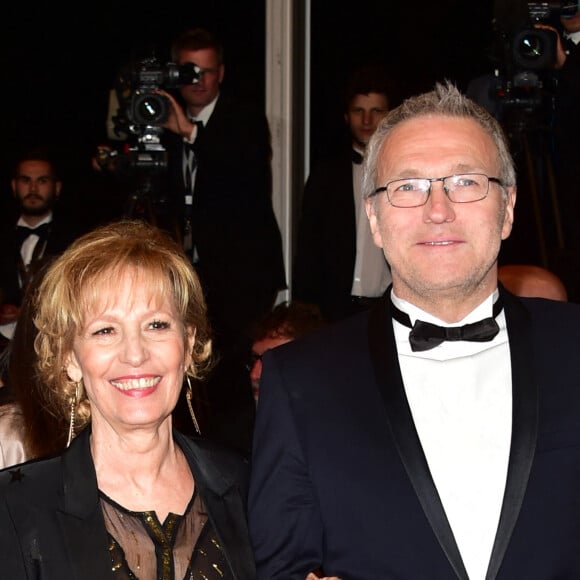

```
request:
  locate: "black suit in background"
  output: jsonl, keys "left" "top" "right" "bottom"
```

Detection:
{"left": 548, "top": 37, "right": 580, "bottom": 302}
{"left": 164, "top": 95, "right": 286, "bottom": 346}
{"left": 293, "top": 149, "right": 360, "bottom": 322}
{"left": 0, "top": 208, "right": 86, "bottom": 309}
{"left": 162, "top": 95, "right": 286, "bottom": 454}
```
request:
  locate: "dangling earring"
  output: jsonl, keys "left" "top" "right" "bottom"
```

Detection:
{"left": 66, "top": 381, "right": 80, "bottom": 448}
{"left": 186, "top": 375, "right": 201, "bottom": 436}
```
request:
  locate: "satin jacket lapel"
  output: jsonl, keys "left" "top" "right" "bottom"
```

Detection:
{"left": 175, "top": 432, "right": 256, "bottom": 580}
{"left": 367, "top": 295, "right": 469, "bottom": 580}
{"left": 58, "top": 427, "right": 114, "bottom": 579}
{"left": 485, "top": 287, "right": 538, "bottom": 580}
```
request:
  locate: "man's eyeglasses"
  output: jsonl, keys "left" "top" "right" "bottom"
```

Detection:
{"left": 369, "top": 173, "right": 505, "bottom": 208}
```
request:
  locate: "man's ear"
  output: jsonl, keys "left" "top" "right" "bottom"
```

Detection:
{"left": 365, "top": 197, "right": 385, "bottom": 249}
{"left": 65, "top": 351, "right": 83, "bottom": 383}
{"left": 501, "top": 185, "right": 517, "bottom": 241}
{"left": 55, "top": 179, "right": 63, "bottom": 200}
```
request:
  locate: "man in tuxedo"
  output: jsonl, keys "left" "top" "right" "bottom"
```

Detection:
{"left": 157, "top": 28, "right": 286, "bottom": 451}
{"left": 248, "top": 82, "right": 580, "bottom": 579}
{"left": 0, "top": 150, "right": 83, "bottom": 345}
{"left": 293, "top": 63, "right": 393, "bottom": 322}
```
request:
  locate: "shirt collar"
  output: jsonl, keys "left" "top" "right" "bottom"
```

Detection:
{"left": 188, "top": 92, "right": 219, "bottom": 126}
{"left": 17, "top": 212, "right": 53, "bottom": 228}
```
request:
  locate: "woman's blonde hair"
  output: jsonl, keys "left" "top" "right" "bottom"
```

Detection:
{"left": 33, "top": 219, "right": 212, "bottom": 431}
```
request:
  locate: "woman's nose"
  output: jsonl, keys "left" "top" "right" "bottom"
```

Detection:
{"left": 121, "top": 332, "right": 149, "bottom": 365}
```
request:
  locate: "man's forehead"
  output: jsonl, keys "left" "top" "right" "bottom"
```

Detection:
{"left": 18, "top": 159, "right": 52, "bottom": 172}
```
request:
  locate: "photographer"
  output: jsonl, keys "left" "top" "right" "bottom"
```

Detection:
{"left": 97, "top": 28, "right": 286, "bottom": 453}
{"left": 468, "top": 1, "right": 580, "bottom": 301}
{"left": 520, "top": 7, "right": 580, "bottom": 301}
{"left": 542, "top": 10, "right": 580, "bottom": 300}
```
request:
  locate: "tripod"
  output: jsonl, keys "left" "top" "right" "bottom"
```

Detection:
{"left": 503, "top": 106, "right": 564, "bottom": 268}
{"left": 122, "top": 139, "right": 182, "bottom": 245}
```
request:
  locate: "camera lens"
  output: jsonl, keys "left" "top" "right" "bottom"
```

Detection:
{"left": 512, "top": 28, "right": 557, "bottom": 70}
{"left": 131, "top": 92, "right": 169, "bottom": 125}
{"left": 518, "top": 33, "right": 544, "bottom": 60}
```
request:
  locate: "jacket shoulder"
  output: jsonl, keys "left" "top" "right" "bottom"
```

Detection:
{"left": 0, "top": 453, "right": 62, "bottom": 502}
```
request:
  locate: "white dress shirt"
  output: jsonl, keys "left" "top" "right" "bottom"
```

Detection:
{"left": 391, "top": 289, "right": 512, "bottom": 580}
{"left": 351, "top": 149, "right": 391, "bottom": 297}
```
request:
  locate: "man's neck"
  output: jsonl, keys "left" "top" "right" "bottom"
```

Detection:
{"left": 188, "top": 92, "right": 219, "bottom": 121}
{"left": 19, "top": 213, "right": 51, "bottom": 228}
{"left": 392, "top": 281, "right": 498, "bottom": 324}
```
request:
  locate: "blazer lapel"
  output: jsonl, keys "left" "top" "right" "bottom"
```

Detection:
{"left": 175, "top": 432, "right": 256, "bottom": 580}
{"left": 485, "top": 287, "right": 538, "bottom": 580}
{"left": 58, "top": 428, "right": 114, "bottom": 580}
{"left": 367, "top": 295, "right": 469, "bottom": 580}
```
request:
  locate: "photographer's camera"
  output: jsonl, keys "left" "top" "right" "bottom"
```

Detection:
{"left": 126, "top": 58, "right": 201, "bottom": 127}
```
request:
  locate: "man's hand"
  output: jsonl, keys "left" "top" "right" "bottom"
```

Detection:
{"left": 534, "top": 23, "right": 567, "bottom": 68}
{"left": 158, "top": 90, "right": 197, "bottom": 139}
{"left": 91, "top": 145, "right": 119, "bottom": 172}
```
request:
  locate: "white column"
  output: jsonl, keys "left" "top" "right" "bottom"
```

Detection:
{"left": 265, "top": 0, "right": 309, "bottom": 303}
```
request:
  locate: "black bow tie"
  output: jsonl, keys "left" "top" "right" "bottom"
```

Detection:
{"left": 391, "top": 299, "right": 503, "bottom": 352}
{"left": 15, "top": 223, "right": 51, "bottom": 246}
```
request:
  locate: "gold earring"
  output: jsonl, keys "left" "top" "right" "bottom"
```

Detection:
{"left": 186, "top": 375, "right": 201, "bottom": 436}
{"left": 66, "top": 381, "right": 80, "bottom": 448}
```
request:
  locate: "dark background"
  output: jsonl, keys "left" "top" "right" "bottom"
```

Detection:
{"left": 1, "top": 1, "right": 497, "bottom": 189}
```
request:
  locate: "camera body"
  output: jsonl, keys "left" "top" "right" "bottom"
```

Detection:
{"left": 490, "top": 0, "right": 578, "bottom": 118}
{"left": 110, "top": 55, "right": 201, "bottom": 173}
{"left": 126, "top": 58, "right": 200, "bottom": 126}
{"left": 512, "top": 1, "right": 578, "bottom": 70}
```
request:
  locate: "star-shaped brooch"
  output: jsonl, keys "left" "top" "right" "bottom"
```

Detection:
{"left": 9, "top": 468, "right": 25, "bottom": 483}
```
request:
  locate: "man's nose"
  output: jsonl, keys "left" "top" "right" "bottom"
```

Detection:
{"left": 424, "top": 180, "right": 455, "bottom": 221}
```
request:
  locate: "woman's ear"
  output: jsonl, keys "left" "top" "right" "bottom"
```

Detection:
{"left": 65, "top": 351, "right": 83, "bottom": 383}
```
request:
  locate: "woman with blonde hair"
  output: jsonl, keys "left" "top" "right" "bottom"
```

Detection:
{"left": 0, "top": 219, "right": 256, "bottom": 579}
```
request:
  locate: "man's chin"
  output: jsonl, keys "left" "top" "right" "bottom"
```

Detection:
{"left": 21, "top": 205, "right": 50, "bottom": 216}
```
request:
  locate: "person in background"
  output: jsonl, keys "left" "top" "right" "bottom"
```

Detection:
{"left": 534, "top": 7, "right": 580, "bottom": 302}
{"left": 0, "top": 348, "right": 25, "bottom": 469}
{"left": 0, "top": 148, "right": 85, "bottom": 346}
{"left": 248, "top": 301, "right": 326, "bottom": 404}
{"left": 0, "top": 219, "right": 256, "bottom": 579}
{"left": 498, "top": 263, "right": 568, "bottom": 300}
{"left": 293, "top": 63, "right": 394, "bottom": 322}
{"left": 248, "top": 82, "right": 580, "bottom": 579}
{"left": 93, "top": 28, "right": 286, "bottom": 454}
{"left": 0, "top": 257, "right": 68, "bottom": 468}
{"left": 159, "top": 27, "right": 287, "bottom": 452}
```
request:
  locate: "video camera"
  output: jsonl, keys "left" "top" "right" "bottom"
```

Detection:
{"left": 511, "top": 1, "right": 578, "bottom": 70}
{"left": 114, "top": 55, "right": 201, "bottom": 137}
{"left": 110, "top": 55, "right": 201, "bottom": 174}
{"left": 490, "top": 0, "right": 579, "bottom": 118}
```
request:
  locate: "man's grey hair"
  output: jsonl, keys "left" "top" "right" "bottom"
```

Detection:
{"left": 362, "top": 81, "right": 516, "bottom": 199}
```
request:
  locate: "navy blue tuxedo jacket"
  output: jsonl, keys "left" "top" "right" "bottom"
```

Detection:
{"left": 248, "top": 287, "right": 580, "bottom": 579}
{"left": 0, "top": 427, "right": 257, "bottom": 579}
